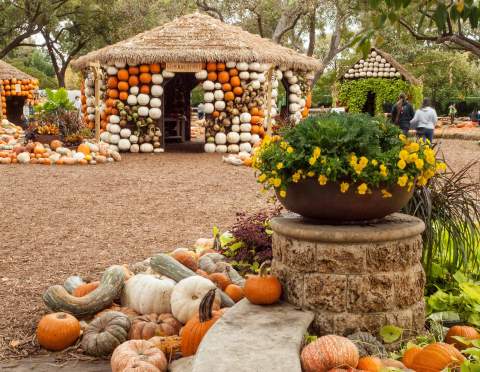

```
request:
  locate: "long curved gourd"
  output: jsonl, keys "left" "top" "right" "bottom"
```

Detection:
{"left": 43, "top": 265, "right": 126, "bottom": 318}
{"left": 150, "top": 254, "right": 234, "bottom": 307}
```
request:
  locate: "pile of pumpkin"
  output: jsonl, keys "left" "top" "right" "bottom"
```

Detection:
{"left": 0, "top": 119, "right": 25, "bottom": 150}
{"left": 301, "top": 325, "right": 479, "bottom": 371}
{"left": 0, "top": 139, "right": 121, "bottom": 165}
{"left": 37, "top": 239, "right": 282, "bottom": 371}
{"left": 1, "top": 78, "right": 39, "bottom": 116}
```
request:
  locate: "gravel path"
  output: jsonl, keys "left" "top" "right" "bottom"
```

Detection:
{"left": 0, "top": 139, "right": 478, "bottom": 364}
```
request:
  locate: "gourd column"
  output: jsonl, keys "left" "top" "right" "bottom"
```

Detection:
{"left": 271, "top": 213, "right": 426, "bottom": 335}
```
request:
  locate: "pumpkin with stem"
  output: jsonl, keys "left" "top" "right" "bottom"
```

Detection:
{"left": 244, "top": 261, "right": 281, "bottom": 305}
{"left": 129, "top": 313, "right": 182, "bottom": 340}
{"left": 36, "top": 312, "right": 81, "bottom": 351}
{"left": 208, "top": 272, "right": 231, "bottom": 290}
{"left": 445, "top": 325, "right": 480, "bottom": 350}
{"left": 181, "top": 289, "right": 221, "bottom": 356}
{"left": 111, "top": 340, "right": 167, "bottom": 372}
{"left": 410, "top": 342, "right": 465, "bottom": 372}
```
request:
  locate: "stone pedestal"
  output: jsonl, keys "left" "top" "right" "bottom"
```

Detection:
{"left": 271, "top": 213, "right": 426, "bottom": 336}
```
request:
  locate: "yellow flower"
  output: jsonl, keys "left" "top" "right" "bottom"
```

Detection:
{"left": 321, "top": 158, "right": 326, "bottom": 165}
{"left": 276, "top": 162, "right": 284, "bottom": 170}
{"left": 415, "top": 158, "right": 424, "bottom": 170}
{"left": 407, "top": 153, "right": 418, "bottom": 163}
{"left": 380, "top": 164, "right": 388, "bottom": 177}
{"left": 399, "top": 134, "right": 407, "bottom": 142}
{"left": 424, "top": 169, "right": 435, "bottom": 179}
{"left": 357, "top": 183, "right": 368, "bottom": 195}
{"left": 436, "top": 161, "right": 447, "bottom": 172}
{"left": 272, "top": 135, "right": 281, "bottom": 142}
{"left": 359, "top": 156, "right": 369, "bottom": 167}
{"left": 381, "top": 189, "right": 393, "bottom": 198}
{"left": 313, "top": 147, "right": 321, "bottom": 158}
{"left": 258, "top": 174, "right": 267, "bottom": 182}
{"left": 279, "top": 190, "right": 287, "bottom": 198}
{"left": 399, "top": 150, "right": 409, "bottom": 161}
{"left": 407, "top": 181, "right": 414, "bottom": 192}
{"left": 287, "top": 146, "right": 294, "bottom": 154}
{"left": 349, "top": 154, "right": 358, "bottom": 167}
{"left": 425, "top": 153, "right": 435, "bottom": 165}
{"left": 263, "top": 135, "right": 271, "bottom": 145}
{"left": 273, "top": 178, "right": 281, "bottom": 188}
{"left": 354, "top": 164, "right": 364, "bottom": 175}
{"left": 292, "top": 172, "right": 301, "bottom": 183}
{"left": 408, "top": 142, "right": 420, "bottom": 153}
{"left": 397, "top": 175, "right": 408, "bottom": 187}
{"left": 417, "top": 176, "right": 428, "bottom": 186}
{"left": 280, "top": 141, "right": 288, "bottom": 150}
{"left": 307, "top": 171, "right": 315, "bottom": 177}
{"left": 340, "top": 182, "right": 350, "bottom": 193}
{"left": 308, "top": 157, "right": 317, "bottom": 166}
{"left": 397, "top": 159, "right": 406, "bottom": 170}
{"left": 318, "top": 174, "right": 328, "bottom": 185}
{"left": 371, "top": 159, "right": 378, "bottom": 166}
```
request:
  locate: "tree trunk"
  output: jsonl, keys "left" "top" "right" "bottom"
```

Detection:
{"left": 307, "top": 10, "right": 316, "bottom": 57}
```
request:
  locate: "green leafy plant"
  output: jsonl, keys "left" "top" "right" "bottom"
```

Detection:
{"left": 35, "top": 88, "right": 74, "bottom": 113}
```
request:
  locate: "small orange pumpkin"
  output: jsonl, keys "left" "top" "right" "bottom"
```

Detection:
{"left": 356, "top": 356, "right": 383, "bottom": 371}
{"left": 119, "top": 91, "right": 129, "bottom": 101}
{"left": 77, "top": 143, "right": 91, "bottom": 155}
{"left": 140, "top": 85, "right": 150, "bottom": 94}
{"left": 128, "top": 66, "right": 139, "bottom": 75}
{"left": 216, "top": 63, "right": 226, "bottom": 71}
{"left": 139, "top": 73, "right": 152, "bottom": 84}
{"left": 233, "top": 86, "right": 243, "bottom": 96}
{"left": 171, "top": 250, "right": 198, "bottom": 271}
{"left": 218, "top": 71, "right": 230, "bottom": 84}
{"left": 243, "top": 157, "right": 253, "bottom": 167}
{"left": 139, "top": 64, "right": 150, "bottom": 73}
{"left": 108, "top": 89, "right": 119, "bottom": 99}
{"left": 181, "top": 289, "right": 221, "bottom": 356}
{"left": 129, "top": 75, "right": 139, "bottom": 86}
{"left": 224, "top": 284, "right": 244, "bottom": 302}
{"left": 118, "top": 81, "right": 129, "bottom": 91}
{"left": 251, "top": 116, "right": 262, "bottom": 124}
{"left": 229, "top": 68, "right": 238, "bottom": 76}
{"left": 212, "top": 111, "right": 220, "bottom": 118}
{"left": 206, "top": 62, "right": 217, "bottom": 72}
{"left": 445, "top": 325, "right": 480, "bottom": 350}
{"left": 410, "top": 342, "right": 465, "bottom": 372}
{"left": 207, "top": 72, "right": 217, "bottom": 81}
{"left": 117, "top": 69, "right": 129, "bottom": 81}
{"left": 73, "top": 281, "right": 100, "bottom": 297}
{"left": 244, "top": 261, "right": 281, "bottom": 305}
{"left": 107, "top": 77, "right": 119, "bottom": 89}
{"left": 402, "top": 346, "right": 422, "bottom": 368}
{"left": 222, "top": 83, "right": 232, "bottom": 91}
{"left": 224, "top": 91, "right": 234, "bottom": 101}
{"left": 50, "top": 140, "right": 63, "bottom": 151}
{"left": 208, "top": 273, "right": 231, "bottom": 290}
{"left": 150, "top": 64, "right": 161, "bottom": 73}
{"left": 230, "top": 76, "right": 241, "bottom": 87}
{"left": 36, "top": 312, "right": 81, "bottom": 351}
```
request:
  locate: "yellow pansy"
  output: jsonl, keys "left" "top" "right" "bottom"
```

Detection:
{"left": 407, "top": 181, "right": 414, "bottom": 192}
{"left": 399, "top": 150, "right": 409, "bottom": 161}
{"left": 407, "top": 153, "right": 418, "bottom": 163}
{"left": 280, "top": 141, "right": 288, "bottom": 150}
{"left": 399, "top": 134, "right": 407, "bottom": 142}
{"left": 415, "top": 158, "right": 424, "bottom": 170}
{"left": 436, "top": 162, "right": 447, "bottom": 172}
{"left": 307, "top": 171, "right": 315, "bottom": 177}
{"left": 407, "top": 142, "right": 420, "bottom": 153}
{"left": 318, "top": 175, "right": 328, "bottom": 185}
{"left": 340, "top": 182, "right": 350, "bottom": 193}
{"left": 381, "top": 189, "right": 392, "bottom": 198}
{"left": 417, "top": 176, "right": 428, "bottom": 186}
{"left": 273, "top": 178, "right": 281, "bottom": 188}
{"left": 371, "top": 159, "right": 378, "bottom": 166}
{"left": 313, "top": 147, "right": 321, "bottom": 158}
{"left": 424, "top": 169, "right": 435, "bottom": 179}
{"left": 397, "top": 159, "right": 406, "bottom": 170}
{"left": 380, "top": 164, "right": 388, "bottom": 177}
{"left": 276, "top": 162, "right": 284, "bottom": 170}
{"left": 279, "top": 190, "right": 287, "bottom": 198}
{"left": 397, "top": 175, "right": 408, "bottom": 187}
{"left": 354, "top": 164, "right": 364, "bottom": 175}
{"left": 359, "top": 156, "right": 369, "bottom": 167}
{"left": 308, "top": 157, "right": 317, "bottom": 166}
{"left": 292, "top": 172, "right": 301, "bottom": 183}
{"left": 287, "top": 146, "right": 294, "bottom": 154}
{"left": 357, "top": 183, "right": 368, "bottom": 195}
{"left": 425, "top": 153, "right": 435, "bottom": 165}
{"left": 258, "top": 174, "right": 267, "bottom": 182}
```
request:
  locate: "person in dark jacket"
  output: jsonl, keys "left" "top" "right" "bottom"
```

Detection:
{"left": 391, "top": 93, "right": 415, "bottom": 135}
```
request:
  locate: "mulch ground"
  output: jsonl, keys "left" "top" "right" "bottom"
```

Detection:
{"left": 0, "top": 139, "right": 478, "bottom": 363}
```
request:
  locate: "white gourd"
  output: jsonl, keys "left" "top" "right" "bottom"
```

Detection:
{"left": 87, "top": 107, "right": 95, "bottom": 114}
{"left": 249, "top": 62, "right": 260, "bottom": 71}
{"left": 214, "top": 90, "right": 224, "bottom": 100}
{"left": 110, "top": 134, "right": 120, "bottom": 145}
{"left": 288, "top": 76, "right": 298, "bottom": 84}
{"left": 240, "top": 132, "right": 252, "bottom": 142}
{"left": 240, "top": 123, "right": 252, "bottom": 132}
{"left": 100, "top": 131, "right": 111, "bottom": 142}
{"left": 289, "top": 103, "right": 300, "bottom": 113}
{"left": 240, "top": 113, "right": 251, "bottom": 123}
{"left": 195, "top": 70, "right": 208, "bottom": 80}
{"left": 204, "top": 103, "right": 214, "bottom": 114}
{"left": 109, "top": 144, "right": 119, "bottom": 153}
{"left": 150, "top": 98, "right": 161, "bottom": 108}
{"left": 250, "top": 80, "right": 260, "bottom": 90}
{"left": 226, "top": 61, "right": 236, "bottom": 68}
{"left": 231, "top": 124, "right": 240, "bottom": 133}
{"left": 140, "top": 143, "right": 154, "bottom": 153}
{"left": 284, "top": 70, "right": 293, "bottom": 78}
{"left": 215, "top": 132, "right": 227, "bottom": 145}
{"left": 214, "top": 100, "right": 225, "bottom": 111}
{"left": 118, "top": 139, "right": 131, "bottom": 152}
{"left": 129, "top": 135, "right": 138, "bottom": 143}
{"left": 236, "top": 62, "right": 249, "bottom": 71}
{"left": 149, "top": 108, "right": 162, "bottom": 119}
{"left": 109, "top": 124, "right": 121, "bottom": 134}
{"left": 215, "top": 145, "right": 227, "bottom": 153}
{"left": 239, "top": 142, "right": 252, "bottom": 153}
{"left": 257, "top": 73, "right": 266, "bottom": 83}
{"left": 138, "top": 106, "right": 149, "bottom": 117}
{"left": 299, "top": 98, "right": 306, "bottom": 107}
{"left": 227, "top": 132, "right": 240, "bottom": 144}
{"left": 271, "top": 89, "right": 278, "bottom": 98}
{"left": 109, "top": 115, "right": 120, "bottom": 124}
{"left": 272, "top": 80, "right": 279, "bottom": 88}
{"left": 239, "top": 71, "right": 249, "bottom": 80}
{"left": 170, "top": 276, "right": 220, "bottom": 324}
{"left": 203, "top": 80, "right": 215, "bottom": 91}
{"left": 107, "top": 66, "right": 118, "bottom": 75}
{"left": 137, "top": 94, "right": 150, "bottom": 106}
{"left": 214, "top": 82, "right": 222, "bottom": 90}
{"left": 231, "top": 116, "right": 240, "bottom": 125}
{"left": 238, "top": 151, "right": 251, "bottom": 160}
{"left": 249, "top": 72, "right": 258, "bottom": 80}
{"left": 250, "top": 134, "right": 261, "bottom": 144}
{"left": 129, "top": 86, "right": 139, "bottom": 96}
{"left": 130, "top": 144, "right": 140, "bottom": 153}
{"left": 204, "top": 92, "right": 214, "bottom": 102}
{"left": 86, "top": 97, "right": 95, "bottom": 106}
{"left": 289, "top": 84, "right": 300, "bottom": 93}
{"left": 120, "top": 128, "right": 131, "bottom": 138}
{"left": 204, "top": 143, "right": 216, "bottom": 153}
{"left": 151, "top": 85, "right": 163, "bottom": 97}
{"left": 152, "top": 74, "right": 164, "bottom": 84}
{"left": 162, "top": 70, "right": 175, "bottom": 78}
{"left": 114, "top": 61, "right": 126, "bottom": 69}
{"left": 122, "top": 274, "right": 175, "bottom": 314}
{"left": 275, "top": 70, "right": 283, "bottom": 80}
{"left": 289, "top": 94, "right": 300, "bottom": 103}
{"left": 227, "top": 144, "right": 239, "bottom": 153}
{"left": 17, "top": 152, "right": 30, "bottom": 164}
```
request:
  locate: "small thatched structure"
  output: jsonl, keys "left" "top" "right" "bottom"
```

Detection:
{"left": 0, "top": 60, "right": 35, "bottom": 81}
{"left": 72, "top": 12, "right": 320, "bottom": 71}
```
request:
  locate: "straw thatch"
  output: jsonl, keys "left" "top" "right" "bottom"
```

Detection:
{"left": 341, "top": 48, "right": 421, "bottom": 86}
{"left": 0, "top": 60, "right": 35, "bottom": 80}
{"left": 72, "top": 12, "right": 321, "bottom": 71}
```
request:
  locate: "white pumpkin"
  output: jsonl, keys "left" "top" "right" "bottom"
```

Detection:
{"left": 110, "top": 134, "right": 120, "bottom": 145}
{"left": 232, "top": 116, "right": 240, "bottom": 125}
{"left": 118, "top": 139, "right": 131, "bottom": 152}
{"left": 249, "top": 72, "right": 258, "bottom": 80}
{"left": 195, "top": 70, "right": 208, "bottom": 80}
{"left": 299, "top": 98, "right": 306, "bottom": 107}
{"left": 137, "top": 94, "right": 150, "bottom": 106}
{"left": 109, "top": 115, "right": 120, "bottom": 124}
{"left": 122, "top": 274, "right": 175, "bottom": 314}
{"left": 239, "top": 71, "right": 250, "bottom": 80}
{"left": 86, "top": 97, "right": 95, "bottom": 106}
{"left": 238, "top": 151, "right": 251, "bottom": 161}
{"left": 239, "top": 142, "right": 252, "bottom": 153}
{"left": 289, "top": 94, "right": 300, "bottom": 103}
{"left": 204, "top": 143, "right": 216, "bottom": 153}
{"left": 204, "top": 92, "right": 214, "bottom": 103}
{"left": 109, "top": 124, "right": 121, "bottom": 134}
{"left": 129, "top": 88, "right": 139, "bottom": 97}
{"left": 289, "top": 103, "right": 300, "bottom": 113}
{"left": 100, "top": 131, "right": 111, "bottom": 142}
{"left": 151, "top": 85, "right": 163, "bottom": 97}
{"left": 170, "top": 276, "right": 220, "bottom": 324}
{"left": 107, "top": 66, "right": 118, "bottom": 75}
{"left": 240, "top": 112, "right": 251, "bottom": 123}
{"left": 215, "top": 132, "right": 227, "bottom": 145}
{"left": 231, "top": 124, "right": 240, "bottom": 133}
{"left": 236, "top": 62, "right": 249, "bottom": 71}
{"left": 226, "top": 61, "right": 236, "bottom": 68}
{"left": 214, "top": 90, "right": 224, "bottom": 100}
{"left": 130, "top": 144, "right": 140, "bottom": 153}
{"left": 87, "top": 114, "right": 95, "bottom": 122}
{"left": 215, "top": 145, "right": 227, "bottom": 153}
{"left": 257, "top": 73, "right": 266, "bottom": 83}
{"left": 214, "top": 82, "right": 222, "bottom": 90}
{"left": 272, "top": 79, "right": 279, "bottom": 88}
{"left": 129, "top": 135, "right": 138, "bottom": 144}
{"left": 86, "top": 107, "right": 95, "bottom": 114}
{"left": 250, "top": 80, "right": 261, "bottom": 90}
{"left": 288, "top": 76, "right": 298, "bottom": 84}
{"left": 275, "top": 70, "right": 283, "bottom": 80}
{"left": 227, "top": 131, "right": 240, "bottom": 144}
{"left": 271, "top": 89, "right": 278, "bottom": 98}
{"left": 214, "top": 100, "right": 226, "bottom": 111}
{"left": 150, "top": 98, "right": 162, "bottom": 108}
{"left": 270, "top": 107, "right": 278, "bottom": 116}
{"left": 72, "top": 152, "right": 85, "bottom": 160}
{"left": 203, "top": 80, "right": 215, "bottom": 91}
{"left": 152, "top": 74, "right": 164, "bottom": 84}
{"left": 127, "top": 94, "right": 138, "bottom": 106}
{"left": 138, "top": 106, "right": 149, "bottom": 117}
{"left": 240, "top": 132, "right": 252, "bottom": 142}
{"left": 227, "top": 144, "right": 239, "bottom": 153}
{"left": 204, "top": 103, "right": 214, "bottom": 114}
{"left": 149, "top": 108, "right": 162, "bottom": 119}
{"left": 250, "top": 134, "right": 261, "bottom": 144}
{"left": 162, "top": 70, "right": 175, "bottom": 78}
{"left": 240, "top": 123, "right": 252, "bottom": 132}
{"left": 140, "top": 143, "right": 154, "bottom": 153}
{"left": 284, "top": 70, "right": 293, "bottom": 78}
{"left": 289, "top": 84, "right": 301, "bottom": 94}
{"left": 249, "top": 62, "right": 260, "bottom": 72}
{"left": 17, "top": 152, "right": 30, "bottom": 164}
{"left": 114, "top": 61, "right": 126, "bottom": 69}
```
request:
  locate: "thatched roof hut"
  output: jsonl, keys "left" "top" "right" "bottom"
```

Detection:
{"left": 0, "top": 60, "right": 35, "bottom": 81}
{"left": 72, "top": 12, "right": 320, "bottom": 71}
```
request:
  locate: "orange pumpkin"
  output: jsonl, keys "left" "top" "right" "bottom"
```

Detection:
{"left": 222, "top": 83, "right": 232, "bottom": 91}
{"left": 224, "top": 91, "right": 234, "bottom": 101}
{"left": 251, "top": 116, "right": 262, "bottom": 125}
{"left": 356, "top": 356, "right": 383, "bottom": 371}
{"left": 128, "top": 66, "right": 139, "bottom": 75}
{"left": 139, "top": 73, "right": 152, "bottom": 84}
{"left": 106, "top": 98, "right": 116, "bottom": 107}
{"left": 229, "top": 68, "right": 238, "bottom": 76}
{"left": 171, "top": 250, "right": 198, "bottom": 271}
{"left": 139, "top": 65, "right": 150, "bottom": 73}
{"left": 117, "top": 69, "right": 129, "bottom": 81}
{"left": 36, "top": 313, "right": 81, "bottom": 351}
{"left": 243, "top": 157, "right": 253, "bottom": 167}
{"left": 216, "top": 63, "right": 226, "bottom": 71}
{"left": 50, "top": 140, "right": 63, "bottom": 150}
{"left": 410, "top": 342, "right": 465, "bottom": 372}
{"left": 107, "top": 77, "right": 119, "bottom": 89}
{"left": 207, "top": 72, "right": 217, "bottom": 81}
{"left": 208, "top": 273, "right": 231, "bottom": 290}
{"left": 250, "top": 107, "right": 260, "bottom": 116}
{"left": 230, "top": 76, "right": 241, "bottom": 87}
{"left": 402, "top": 346, "right": 423, "bottom": 369}
{"left": 244, "top": 261, "right": 281, "bottom": 305}
{"left": 108, "top": 89, "right": 119, "bottom": 99}
{"left": 251, "top": 125, "right": 260, "bottom": 135}
{"left": 445, "top": 325, "right": 480, "bottom": 350}
{"left": 77, "top": 143, "right": 91, "bottom": 155}
{"left": 73, "top": 281, "right": 100, "bottom": 297}
{"left": 224, "top": 284, "right": 244, "bottom": 302}
{"left": 181, "top": 289, "right": 221, "bottom": 356}
{"left": 119, "top": 91, "right": 129, "bottom": 101}
{"left": 150, "top": 64, "right": 161, "bottom": 73}
{"left": 218, "top": 71, "right": 230, "bottom": 84}
{"left": 196, "top": 269, "right": 210, "bottom": 279}
{"left": 206, "top": 62, "right": 217, "bottom": 72}
{"left": 233, "top": 86, "right": 243, "bottom": 96}
{"left": 110, "top": 340, "right": 167, "bottom": 372}
{"left": 140, "top": 85, "right": 150, "bottom": 94}
{"left": 127, "top": 75, "right": 138, "bottom": 86}
{"left": 212, "top": 111, "right": 220, "bottom": 118}
{"left": 118, "top": 81, "right": 129, "bottom": 91}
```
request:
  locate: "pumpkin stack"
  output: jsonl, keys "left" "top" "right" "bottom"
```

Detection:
{"left": 343, "top": 50, "right": 401, "bottom": 80}
{"left": 1, "top": 78, "right": 39, "bottom": 116}
{"left": 81, "top": 70, "right": 105, "bottom": 130}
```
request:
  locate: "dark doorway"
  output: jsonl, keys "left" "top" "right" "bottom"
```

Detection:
{"left": 362, "top": 91, "right": 376, "bottom": 116}
{"left": 6, "top": 96, "right": 26, "bottom": 125}
{"left": 163, "top": 73, "right": 198, "bottom": 143}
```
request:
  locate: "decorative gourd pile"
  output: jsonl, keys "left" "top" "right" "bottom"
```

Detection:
{"left": 81, "top": 70, "right": 106, "bottom": 130}
{"left": 343, "top": 50, "right": 401, "bottom": 80}
{"left": 0, "top": 119, "right": 25, "bottom": 150}
{"left": 1, "top": 78, "right": 39, "bottom": 116}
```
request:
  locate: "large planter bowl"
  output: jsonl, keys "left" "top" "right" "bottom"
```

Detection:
{"left": 276, "top": 179, "right": 414, "bottom": 222}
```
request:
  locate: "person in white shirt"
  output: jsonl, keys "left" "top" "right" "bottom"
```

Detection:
{"left": 410, "top": 98, "right": 437, "bottom": 143}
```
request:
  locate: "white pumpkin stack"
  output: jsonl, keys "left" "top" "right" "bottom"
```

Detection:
{"left": 344, "top": 50, "right": 401, "bottom": 79}
{"left": 83, "top": 71, "right": 97, "bottom": 128}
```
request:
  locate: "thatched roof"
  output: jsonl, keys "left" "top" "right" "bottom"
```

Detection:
{"left": 72, "top": 12, "right": 321, "bottom": 71}
{"left": 0, "top": 60, "right": 35, "bottom": 80}
{"left": 341, "top": 48, "right": 421, "bottom": 86}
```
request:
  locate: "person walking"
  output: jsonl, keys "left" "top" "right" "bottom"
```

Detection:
{"left": 391, "top": 93, "right": 414, "bottom": 135}
{"left": 448, "top": 103, "right": 457, "bottom": 125}
{"left": 410, "top": 98, "right": 437, "bottom": 143}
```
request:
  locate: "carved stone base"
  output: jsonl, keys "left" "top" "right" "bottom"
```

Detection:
{"left": 270, "top": 213, "right": 426, "bottom": 336}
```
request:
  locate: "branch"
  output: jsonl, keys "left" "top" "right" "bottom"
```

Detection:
{"left": 306, "top": 8, "right": 316, "bottom": 56}
{"left": 398, "top": 18, "right": 441, "bottom": 41}
{"left": 196, "top": 0, "right": 224, "bottom": 22}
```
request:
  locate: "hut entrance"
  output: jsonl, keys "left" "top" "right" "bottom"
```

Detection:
{"left": 6, "top": 96, "right": 26, "bottom": 125}
{"left": 363, "top": 91, "right": 376, "bottom": 116}
{"left": 163, "top": 73, "right": 201, "bottom": 145}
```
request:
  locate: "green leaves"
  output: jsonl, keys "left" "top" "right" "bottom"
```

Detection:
{"left": 379, "top": 325, "right": 403, "bottom": 343}
{"left": 36, "top": 88, "right": 74, "bottom": 113}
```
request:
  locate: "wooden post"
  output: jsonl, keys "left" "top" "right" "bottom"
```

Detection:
{"left": 89, "top": 62, "right": 102, "bottom": 141}
{"left": 264, "top": 65, "right": 275, "bottom": 136}
{"left": 0, "top": 81, "right": 4, "bottom": 120}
